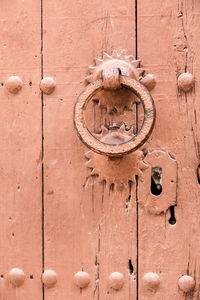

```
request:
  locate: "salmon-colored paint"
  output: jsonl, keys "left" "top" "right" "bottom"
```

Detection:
{"left": 0, "top": 1, "right": 42, "bottom": 299}
{"left": 138, "top": 1, "right": 200, "bottom": 299}
{"left": 1, "top": 0, "right": 200, "bottom": 299}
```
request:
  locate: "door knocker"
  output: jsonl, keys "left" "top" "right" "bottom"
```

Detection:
{"left": 73, "top": 52, "right": 156, "bottom": 188}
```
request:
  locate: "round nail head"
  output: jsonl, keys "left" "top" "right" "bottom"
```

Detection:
{"left": 109, "top": 272, "right": 124, "bottom": 290}
{"left": 74, "top": 271, "right": 90, "bottom": 288}
{"left": 178, "top": 72, "right": 194, "bottom": 92}
{"left": 40, "top": 77, "right": 56, "bottom": 94}
{"left": 178, "top": 275, "right": 195, "bottom": 293}
{"left": 42, "top": 269, "right": 57, "bottom": 288}
{"left": 8, "top": 268, "right": 25, "bottom": 287}
{"left": 141, "top": 74, "right": 156, "bottom": 91}
{"left": 6, "top": 76, "right": 23, "bottom": 94}
{"left": 143, "top": 272, "right": 160, "bottom": 289}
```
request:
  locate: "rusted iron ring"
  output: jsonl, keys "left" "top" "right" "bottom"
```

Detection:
{"left": 74, "top": 75, "right": 156, "bottom": 156}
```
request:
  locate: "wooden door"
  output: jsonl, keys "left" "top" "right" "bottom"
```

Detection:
{"left": 1, "top": 1, "right": 200, "bottom": 299}
{"left": 0, "top": 1, "right": 42, "bottom": 299}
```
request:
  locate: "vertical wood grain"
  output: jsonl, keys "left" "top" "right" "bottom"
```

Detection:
{"left": 138, "top": 1, "right": 200, "bottom": 299}
{"left": 42, "top": 1, "right": 137, "bottom": 299}
{"left": 0, "top": 1, "right": 42, "bottom": 299}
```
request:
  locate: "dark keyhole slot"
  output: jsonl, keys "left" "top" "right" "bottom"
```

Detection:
{"left": 169, "top": 206, "right": 176, "bottom": 225}
{"left": 118, "top": 67, "right": 122, "bottom": 75}
{"left": 129, "top": 259, "right": 133, "bottom": 275}
{"left": 197, "top": 164, "right": 200, "bottom": 184}
{"left": 151, "top": 167, "right": 162, "bottom": 196}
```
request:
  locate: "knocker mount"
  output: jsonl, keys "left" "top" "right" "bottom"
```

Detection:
{"left": 74, "top": 51, "right": 156, "bottom": 188}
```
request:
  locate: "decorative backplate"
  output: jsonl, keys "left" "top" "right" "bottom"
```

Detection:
{"left": 86, "top": 51, "right": 156, "bottom": 113}
{"left": 85, "top": 125, "right": 148, "bottom": 189}
{"left": 138, "top": 150, "right": 177, "bottom": 214}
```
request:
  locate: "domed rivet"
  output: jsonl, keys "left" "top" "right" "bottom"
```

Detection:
{"left": 6, "top": 76, "right": 23, "bottom": 94}
{"left": 109, "top": 272, "right": 124, "bottom": 290}
{"left": 178, "top": 275, "right": 195, "bottom": 293}
{"left": 8, "top": 268, "right": 25, "bottom": 287}
{"left": 143, "top": 272, "right": 160, "bottom": 289}
{"left": 178, "top": 72, "right": 194, "bottom": 92}
{"left": 74, "top": 271, "right": 90, "bottom": 288}
{"left": 40, "top": 77, "right": 56, "bottom": 95}
{"left": 140, "top": 74, "right": 156, "bottom": 91}
{"left": 42, "top": 269, "right": 57, "bottom": 288}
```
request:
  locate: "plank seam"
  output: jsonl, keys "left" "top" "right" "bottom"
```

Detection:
{"left": 41, "top": 0, "right": 44, "bottom": 299}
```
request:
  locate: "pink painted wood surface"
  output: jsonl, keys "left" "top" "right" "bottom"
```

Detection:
{"left": 0, "top": 1, "right": 42, "bottom": 299}
{"left": 1, "top": 1, "right": 199, "bottom": 299}
{"left": 42, "top": 1, "right": 136, "bottom": 299}
{"left": 138, "top": 1, "right": 200, "bottom": 299}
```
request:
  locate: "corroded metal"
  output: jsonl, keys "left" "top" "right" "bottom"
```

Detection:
{"left": 42, "top": 269, "right": 57, "bottom": 288}
{"left": 177, "top": 72, "right": 194, "bottom": 92}
{"left": 74, "top": 75, "right": 156, "bottom": 157}
{"left": 6, "top": 76, "right": 23, "bottom": 94}
{"left": 140, "top": 74, "right": 156, "bottom": 91}
{"left": 86, "top": 52, "right": 141, "bottom": 84}
{"left": 102, "top": 67, "right": 121, "bottom": 90}
{"left": 40, "top": 77, "right": 56, "bottom": 95}
{"left": 142, "top": 272, "right": 160, "bottom": 290}
{"left": 85, "top": 125, "right": 148, "bottom": 189}
{"left": 86, "top": 52, "right": 156, "bottom": 113}
{"left": 178, "top": 275, "right": 195, "bottom": 293}
{"left": 138, "top": 150, "right": 177, "bottom": 214}
{"left": 109, "top": 272, "right": 124, "bottom": 290}
{"left": 73, "top": 271, "right": 90, "bottom": 288}
{"left": 8, "top": 268, "right": 25, "bottom": 287}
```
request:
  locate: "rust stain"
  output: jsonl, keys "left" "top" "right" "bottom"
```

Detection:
{"left": 74, "top": 76, "right": 156, "bottom": 156}
{"left": 47, "top": 190, "right": 54, "bottom": 195}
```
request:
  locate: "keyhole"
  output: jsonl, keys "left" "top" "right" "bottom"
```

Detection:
{"left": 128, "top": 259, "right": 133, "bottom": 275}
{"left": 151, "top": 167, "right": 162, "bottom": 196}
{"left": 169, "top": 206, "right": 176, "bottom": 225}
